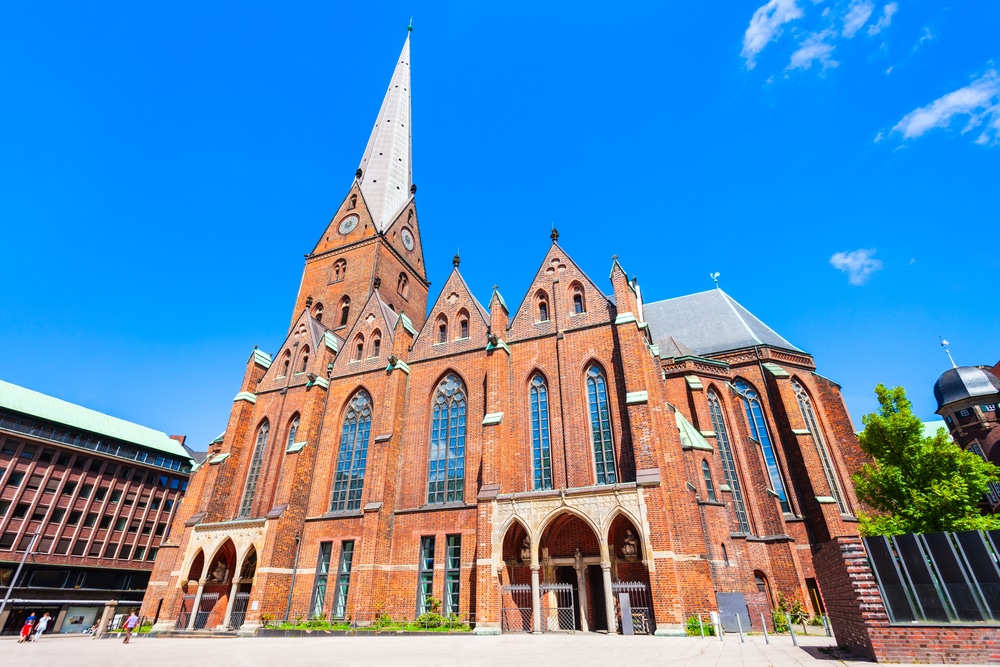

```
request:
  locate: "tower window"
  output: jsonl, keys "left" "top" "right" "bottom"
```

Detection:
{"left": 339, "top": 297, "right": 351, "bottom": 327}
{"left": 313, "top": 302, "right": 324, "bottom": 323}
{"left": 397, "top": 273, "right": 410, "bottom": 300}
{"left": 333, "top": 259, "right": 347, "bottom": 283}
{"left": 348, "top": 194, "right": 357, "bottom": 210}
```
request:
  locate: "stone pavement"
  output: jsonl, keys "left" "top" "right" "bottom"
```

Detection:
{"left": 0, "top": 632, "right": 993, "bottom": 667}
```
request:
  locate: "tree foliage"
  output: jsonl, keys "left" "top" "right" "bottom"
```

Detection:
{"left": 853, "top": 384, "right": 1000, "bottom": 537}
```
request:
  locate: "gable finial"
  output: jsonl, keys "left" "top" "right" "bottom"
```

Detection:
{"left": 550, "top": 226, "right": 559, "bottom": 243}
{"left": 453, "top": 252, "right": 461, "bottom": 268}
{"left": 940, "top": 336, "right": 957, "bottom": 369}
{"left": 408, "top": 17, "right": 413, "bottom": 32}
{"left": 710, "top": 272, "right": 721, "bottom": 288}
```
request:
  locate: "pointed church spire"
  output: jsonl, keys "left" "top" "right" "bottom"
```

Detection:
{"left": 357, "top": 34, "right": 412, "bottom": 232}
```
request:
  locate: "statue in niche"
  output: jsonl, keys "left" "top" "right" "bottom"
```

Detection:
{"left": 622, "top": 530, "right": 639, "bottom": 561}
{"left": 520, "top": 536, "right": 531, "bottom": 564}
{"left": 209, "top": 559, "right": 228, "bottom": 583}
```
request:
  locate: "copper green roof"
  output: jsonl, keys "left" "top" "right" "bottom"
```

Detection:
{"left": 0, "top": 379, "right": 193, "bottom": 461}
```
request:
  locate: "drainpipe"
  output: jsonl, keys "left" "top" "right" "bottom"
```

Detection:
{"left": 284, "top": 532, "right": 302, "bottom": 621}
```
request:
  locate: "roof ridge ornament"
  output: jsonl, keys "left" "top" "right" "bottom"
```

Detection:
{"left": 710, "top": 272, "right": 721, "bottom": 288}
{"left": 940, "top": 336, "right": 957, "bottom": 369}
{"left": 550, "top": 226, "right": 559, "bottom": 243}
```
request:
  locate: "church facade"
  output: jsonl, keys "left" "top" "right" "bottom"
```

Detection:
{"left": 142, "top": 34, "right": 866, "bottom": 636}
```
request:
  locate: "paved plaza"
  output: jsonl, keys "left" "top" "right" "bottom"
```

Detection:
{"left": 0, "top": 633, "right": 993, "bottom": 667}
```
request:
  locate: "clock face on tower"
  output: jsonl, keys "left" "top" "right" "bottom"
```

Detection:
{"left": 338, "top": 214, "right": 359, "bottom": 235}
{"left": 400, "top": 227, "right": 414, "bottom": 251}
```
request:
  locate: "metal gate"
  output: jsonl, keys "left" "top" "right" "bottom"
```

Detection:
{"left": 193, "top": 592, "right": 219, "bottom": 630}
{"left": 612, "top": 581, "right": 654, "bottom": 634}
{"left": 175, "top": 595, "right": 193, "bottom": 630}
{"left": 229, "top": 592, "right": 250, "bottom": 630}
{"left": 540, "top": 582, "right": 576, "bottom": 632}
{"left": 501, "top": 584, "right": 533, "bottom": 633}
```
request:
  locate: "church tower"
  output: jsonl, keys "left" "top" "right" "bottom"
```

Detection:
{"left": 290, "top": 33, "right": 429, "bottom": 332}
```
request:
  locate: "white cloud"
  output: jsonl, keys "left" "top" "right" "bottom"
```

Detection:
{"left": 892, "top": 69, "right": 1000, "bottom": 145}
{"left": 867, "top": 3, "right": 897, "bottom": 36}
{"left": 843, "top": 0, "right": 875, "bottom": 38}
{"left": 742, "top": 0, "right": 805, "bottom": 69}
{"left": 830, "top": 249, "right": 883, "bottom": 285}
{"left": 789, "top": 31, "right": 839, "bottom": 70}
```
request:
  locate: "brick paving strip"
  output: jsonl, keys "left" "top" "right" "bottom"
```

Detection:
{"left": 2, "top": 634, "right": 993, "bottom": 667}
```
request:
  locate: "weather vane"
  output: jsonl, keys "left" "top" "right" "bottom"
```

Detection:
{"left": 710, "top": 272, "right": 721, "bottom": 288}
{"left": 940, "top": 336, "right": 957, "bottom": 369}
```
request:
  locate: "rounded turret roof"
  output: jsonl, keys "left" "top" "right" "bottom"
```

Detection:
{"left": 934, "top": 366, "right": 1000, "bottom": 411}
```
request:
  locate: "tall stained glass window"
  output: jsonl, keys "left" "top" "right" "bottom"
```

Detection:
{"left": 530, "top": 375, "right": 552, "bottom": 490}
{"left": 333, "top": 541, "right": 355, "bottom": 619}
{"left": 238, "top": 421, "right": 269, "bottom": 518}
{"left": 734, "top": 380, "right": 790, "bottom": 513}
{"left": 792, "top": 380, "right": 848, "bottom": 514}
{"left": 311, "top": 542, "right": 332, "bottom": 618}
{"left": 707, "top": 390, "right": 751, "bottom": 533}
{"left": 331, "top": 391, "right": 373, "bottom": 512}
{"left": 428, "top": 374, "right": 466, "bottom": 504}
{"left": 587, "top": 365, "right": 616, "bottom": 485}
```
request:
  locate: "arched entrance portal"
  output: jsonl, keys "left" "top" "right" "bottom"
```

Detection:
{"left": 608, "top": 513, "right": 655, "bottom": 634}
{"left": 538, "top": 512, "right": 605, "bottom": 632}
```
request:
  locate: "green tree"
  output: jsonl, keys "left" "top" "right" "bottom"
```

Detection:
{"left": 853, "top": 384, "right": 1000, "bottom": 537}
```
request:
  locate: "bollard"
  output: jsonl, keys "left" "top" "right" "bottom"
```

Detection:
{"left": 787, "top": 613, "right": 797, "bottom": 647}
{"left": 735, "top": 613, "right": 744, "bottom": 643}
{"left": 698, "top": 614, "right": 705, "bottom": 638}
{"left": 802, "top": 619, "right": 808, "bottom": 636}
{"left": 760, "top": 614, "right": 769, "bottom": 644}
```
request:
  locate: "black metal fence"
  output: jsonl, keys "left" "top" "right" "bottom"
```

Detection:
{"left": 864, "top": 530, "right": 1000, "bottom": 624}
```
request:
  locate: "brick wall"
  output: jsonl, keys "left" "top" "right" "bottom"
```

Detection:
{"left": 814, "top": 536, "right": 1000, "bottom": 663}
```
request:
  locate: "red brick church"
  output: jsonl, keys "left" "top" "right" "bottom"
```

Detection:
{"left": 142, "top": 33, "right": 865, "bottom": 636}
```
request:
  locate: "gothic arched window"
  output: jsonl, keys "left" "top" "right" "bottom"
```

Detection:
{"left": 536, "top": 291, "right": 550, "bottom": 322}
{"left": 570, "top": 282, "right": 586, "bottom": 314}
{"left": 333, "top": 259, "right": 347, "bottom": 283}
{"left": 239, "top": 420, "right": 269, "bottom": 518}
{"left": 397, "top": 273, "right": 409, "bottom": 300}
{"left": 530, "top": 374, "right": 552, "bottom": 490}
{"left": 339, "top": 297, "right": 351, "bottom": 327}
{"left": 436, "top": 316, "right": 447, "bottom": 344}
{"left": 702, "top": 459, "right": 716, "bottom": 501}
{"left": 428, "top": 374, "right": 467, "bottom": 504}
{"left": 707, "top": 389, "right": 750, "bottom": 533}
{"left": 286, "top": 415, "right": 300, "bottom": 450}
{"left": 279, "top": 351, "right": 291, "bottom": 378}
{"left": 586, "top": 365, "right": 616, "bottom": 484}
{"left": 456, "top": 309, "right": 469, "bottom": 340}
{"left": 330, "top": 391, "right": 372, "bottom": 512}
{"left": 299, "top": 347, "right": 310, "bottom": 374}
{"left": 734, "top": 379, "right": 790, "bottom": 513}
{"left": 793, "top": 379, "right": 848, "bottom": 514}
{"left": 312, "top": 303, "right": 324, "bottom": 323}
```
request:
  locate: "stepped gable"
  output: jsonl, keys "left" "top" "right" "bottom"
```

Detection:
{"left": 410, "top": 264, "right": 490, "bottom": 361}
{"left": 507, "top": 241, "right": 614, "bottom": 342}
{"left": 643, "top": 288, "right": 802, "bottom": 357}
{"left": 264, "top": 310, "right": 333, "bottom": 384}
{"left": 311, "top": 181, "right": 379, "bottom": 257}
{"left": 332, "top": 289, "right": 399, "bottom": 374}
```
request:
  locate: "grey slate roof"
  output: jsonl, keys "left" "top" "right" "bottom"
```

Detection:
{"left": 643, "top": 289, "right": 802, "bottom": 358}
{"left": 933, "top": 366, "right": 1000, "bottom": 411}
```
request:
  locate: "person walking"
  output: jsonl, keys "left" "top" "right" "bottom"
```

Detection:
{"left": 32, "top": 612, "right": 51, "bottom": 642}
{"left": 123, "top": 609, "right": 139, "bottom": 644}
{"left": 18, "top": 612, "right": 36, "bottom": 643}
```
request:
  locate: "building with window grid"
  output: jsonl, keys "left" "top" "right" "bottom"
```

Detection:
{"left": 142, "top": 33, "right": 867, "bottom": 636}
{"left": 0, "top": 380, "right": 195, "bottom": 635}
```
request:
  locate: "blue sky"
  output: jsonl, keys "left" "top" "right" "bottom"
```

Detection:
{"left": 1, "top": 2, "right": 997, "bottom": 449}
